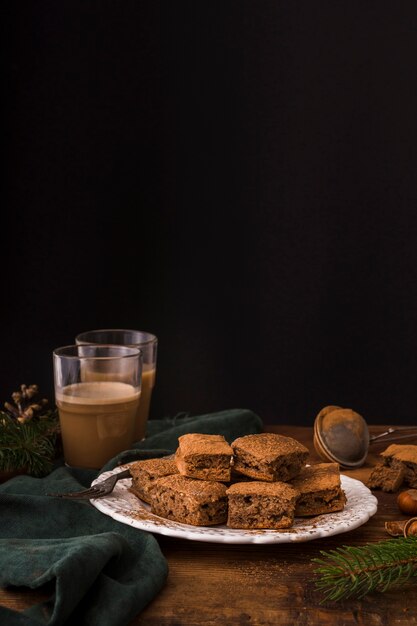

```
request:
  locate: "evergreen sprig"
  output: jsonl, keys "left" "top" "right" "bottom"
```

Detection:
{"left": 313, "top": 537, "right": 417, "bottom": 601}
{"left": 0, "top": 411, "right": 59, "bottom": 476}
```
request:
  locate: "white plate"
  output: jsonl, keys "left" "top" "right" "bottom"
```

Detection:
{"left": 90, "top": 464, "right": 378, "bottom": 544}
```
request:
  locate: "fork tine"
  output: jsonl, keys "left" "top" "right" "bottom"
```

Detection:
{"left": 48, "top": 482, "right": 115, "bottom": 499}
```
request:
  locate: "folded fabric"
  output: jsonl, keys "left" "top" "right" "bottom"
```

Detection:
{"left": 0, "top": 408, "right": 263, "bottom": 626}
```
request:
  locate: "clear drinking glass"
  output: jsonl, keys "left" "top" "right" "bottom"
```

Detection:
{"left": 75, "top": 329, "right": 157, "bottom": 441}
{"left": 53, "top": 344, "right": 142, "bottom": 469}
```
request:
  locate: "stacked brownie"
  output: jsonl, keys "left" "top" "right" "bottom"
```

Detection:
{"left": 175, "top": 433, "right": 233, "bottom": 481}
{"left": 227, "top": 433, "right": 307, "bottom": 529}
{"left": 129, "top": 432, "right": 346, "bottom": 529}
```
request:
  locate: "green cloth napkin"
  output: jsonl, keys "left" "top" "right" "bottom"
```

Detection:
{"left": 0, "top": 408, "right": 263, "bottom": 626}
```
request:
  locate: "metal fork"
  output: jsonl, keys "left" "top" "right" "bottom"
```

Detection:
{"left": 47, "top": 468, "right": 132, "bottom": 500}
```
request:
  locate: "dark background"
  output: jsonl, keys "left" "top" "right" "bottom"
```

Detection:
{"left": 2, "top": 1, "right": 417, "bottom": 426}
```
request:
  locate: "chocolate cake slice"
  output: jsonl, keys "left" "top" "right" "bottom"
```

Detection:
{"left": 150, "top": 475, "right": 228, "bottom": 526}
{"left": 367, "top": 444, "right": 417, "bottom": 493}
{"left": 175, "top": 433, "right": 233, "bottom": 481}
{"left": 226, "top": 481, "right": 299, "bottom": 529}
{"left": 289, "top": 462, "right": 346, "bottom": 516}
{"left": 367, "top": 463, "right": 405, "bottom": 493}
{"left": 380, "top": 444, "right": 417, "bottom": 487}
{"left": 129, "top": 456, "right": 179, "bottom": 504}
{"left": 231, "top": 433, "right": 309, "bottom": 482}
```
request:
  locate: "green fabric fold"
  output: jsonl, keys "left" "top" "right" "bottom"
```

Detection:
{"left": 0, "top": 409, "right": 263, "bottom": 626}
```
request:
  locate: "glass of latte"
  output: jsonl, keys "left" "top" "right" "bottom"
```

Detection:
{"left": 53, "top": 344, "right": 142, "bottom": 469}
{"left": 75, "top": 329, "right": 157, "bottom": 442}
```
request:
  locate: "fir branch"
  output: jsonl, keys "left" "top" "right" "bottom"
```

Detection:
{"left": 313, "top": 537, "right": 417, "bottom": 602}
{"left": 0, "top": 412, "right": 58, "bottom": 476}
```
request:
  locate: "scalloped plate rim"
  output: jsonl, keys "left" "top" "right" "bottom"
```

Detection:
{"left": 90, "top": 464, "right": 378, "bottom": 544}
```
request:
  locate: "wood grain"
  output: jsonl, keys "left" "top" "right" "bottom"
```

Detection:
{"left": 2, "top": 425, "right": 417, "bottom": 625}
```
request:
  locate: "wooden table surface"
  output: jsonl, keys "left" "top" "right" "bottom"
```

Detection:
{"left": 2, "top": 424, "right": 417, "bottom": 625}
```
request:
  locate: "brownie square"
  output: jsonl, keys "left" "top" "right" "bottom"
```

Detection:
{"left": 289, "top": 463, "right": 346, "bottom": 516}
{"left": 226, "top": 481, "right": 299, "bottom": 529}
{"left": 231, "top": 433, "right": 309, "bottom": 482}
{"left": 380, "top": 444, "right": 417, "bottom": 487}
{"left": 175, "top": 433, "right": 233, "bottom": 481}
{"left": 150, "top": 475, "right": 228, "bottom": 526}
{"left": 129, "top": 457, "right": 179, "bottom": 504}
{"left": 367, "top": 463, "right": 405, "bottom": 493}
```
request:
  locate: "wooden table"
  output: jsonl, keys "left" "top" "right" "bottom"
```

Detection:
{"left": 2, "top": 425, "right": 417, "bottom": 625}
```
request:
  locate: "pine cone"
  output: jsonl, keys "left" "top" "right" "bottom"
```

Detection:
{"left": 4, "top": 384, "right": 49, "bottom": 423}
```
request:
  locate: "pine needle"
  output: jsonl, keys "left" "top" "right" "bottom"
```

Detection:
{"left": 0, "top": 411, "right": 59, "bottom": 476}
{"left": 313, "top": 537, "right": 417, "bottom": 601}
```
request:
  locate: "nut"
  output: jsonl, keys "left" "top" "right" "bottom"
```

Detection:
{"left": 403, "top": 517, "right": 417, "bottom": 537}
{"left": 397, "top": 489, "right": 417, "bottom": 515}
{"left": 385, "top": 520, "right": 407, "bottom": 536}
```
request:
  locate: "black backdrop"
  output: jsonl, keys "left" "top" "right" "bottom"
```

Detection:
{"left": 3, "top": 1, "right": 417, "bottom": 426}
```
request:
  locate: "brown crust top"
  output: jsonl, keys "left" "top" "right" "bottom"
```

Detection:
{"left": 177, "top": 433, "right": 233, "bottom": 457}
{"left": 129, "top": 457, "right": 178, "bottom": 476}
{"left": 231, "top": 433, "right": 309, "bottom": 461}
{"left": 290, "top": 463, "right": 341, "bottom": 493}
{"left": 381, "top": 444, "right": 417, "bottom": 464}
{"left": 226, "top": 480, "right": 299, "bottom": 500}
{"left": 154, "top": 474, "right": 227, "bottom": 502}
{"left": 129, "top": 457, "right": 178, "bottom": 479}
